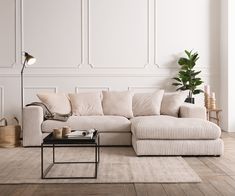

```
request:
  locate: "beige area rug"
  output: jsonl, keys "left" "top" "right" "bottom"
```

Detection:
{"left": 0, "top": 147, "right": 201, "bottom": 183}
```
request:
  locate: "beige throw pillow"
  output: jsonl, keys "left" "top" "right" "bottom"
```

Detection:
{"left": 69, "top": 93, "right": 103, "bottom": 116}
{"left": 133, "top": 90, "right": 164, "bottom": 117}
{"left": 102, "top": 91, "right": 133, "bottom": 118}
{"left": 160, "top": 91, "right": 188, "bottom": 117}
{"left": 37, "top": 93, "right": 71, "bottom": 114}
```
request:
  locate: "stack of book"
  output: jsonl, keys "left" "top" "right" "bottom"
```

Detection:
{"left": 66, "top": 129, "right": 96, "bottom": 139}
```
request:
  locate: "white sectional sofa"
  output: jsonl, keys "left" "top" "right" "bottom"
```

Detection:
{"left": 23, "top": 90, "right": 224, "bottom": 156}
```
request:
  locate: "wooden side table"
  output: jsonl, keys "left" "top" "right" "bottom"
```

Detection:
{"left": 206, "top": 109, "right": 222, "bottom": 126}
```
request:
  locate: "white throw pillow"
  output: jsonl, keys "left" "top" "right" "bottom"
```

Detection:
{"left": 160, "top": 91, "right": 188, "bottom": 117}
{"left": 133, "top": 90, "right": 164, "bottom": 117}
{"left": 69, "top": 92, "right": 103, "bottom": 116}
{"left": 102, "top": 91, "right": 133, "bottom": 118}
{"left": 37, "top": 93, "right": 71, "bottom": 114}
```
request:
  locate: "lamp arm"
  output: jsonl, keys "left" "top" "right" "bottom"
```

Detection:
{"left": 21, "top": 58, "right": 27, "bottom": 75}
{"left": 21, "top": 58, "right": 27, "bottom": 121}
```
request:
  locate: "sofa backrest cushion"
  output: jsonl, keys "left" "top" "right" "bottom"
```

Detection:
{"left": 37, "top": 93, "right": 71, "bottom": 114}
{"left": 68, "top": 92, "right": 103, "bottom": 116}
{"left": 102, "top": 91, "right": 133, "bottom": 118}
{"left": 132, "top": 90, "right": 164, "bottom": 117}
{"left": 160, "top": 91, "right": 188, "bottom": 117}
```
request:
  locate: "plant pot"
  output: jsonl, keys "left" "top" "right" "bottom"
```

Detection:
{"left": 185, "top": 97, "right": 195, "bottom": 104}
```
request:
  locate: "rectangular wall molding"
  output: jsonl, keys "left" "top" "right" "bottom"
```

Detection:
{"left": 24, "top": 86, "right": 58, "bottom": 92}
{"left": 75, "top": 86, "right": 110, "bottom": 93}
{"left": 88, "top": 0, "right": 150, "bottom": 69}
{"left": 24, "top": 86, "right": 58, "bottom": 105}
{"left": 128, "top": 86, "right": 161, "bottom": 93}
{"left": 154, "top": 0, "right": 219, "bottom": 69}
{"left": 21, "top": 0, "right": 83, "bottom": 69}
{"left": 0, "top": 0, "right": 16, "bottom": 68}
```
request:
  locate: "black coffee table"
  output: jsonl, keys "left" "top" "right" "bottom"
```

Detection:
{"left": 41, "top": 130, "right": 100, "bottom": 179}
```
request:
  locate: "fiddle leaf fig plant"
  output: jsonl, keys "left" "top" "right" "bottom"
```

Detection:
{"left": 172, "top": 50, "right": 204, "bottom": 98}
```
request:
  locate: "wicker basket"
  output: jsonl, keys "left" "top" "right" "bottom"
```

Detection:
{"left": 0, "top": 117, "right": 21, "bottom": 148}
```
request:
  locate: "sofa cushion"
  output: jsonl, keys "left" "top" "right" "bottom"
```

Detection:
{"left": 69, "top": 93, "right": 103, "bottom": 116}
{"left": 131, "top": 116, "right": 221, "bottom": 140}
{"left": 42, "top": 116, "right": 131, "bottom": 133}
{"left": 37, "top": 93, "right": 71, "bottom": 114}
{"left": 102, "top": 91, "right": 133, "bottom": 118}
{"left": 132, "top": 90, "right": 164, "bottom": 117}
{"left": 161, "top": 91, "right": 188, "bottom": 117}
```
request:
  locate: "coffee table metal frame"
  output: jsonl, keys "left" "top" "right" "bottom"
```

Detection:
{"left": 41, "top": 132, "right": 100, "bottom": 179}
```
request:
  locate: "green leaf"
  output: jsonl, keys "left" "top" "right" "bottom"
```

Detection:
{"left": 195, "top": 80, "right": 203, "bottom": 85}
{"left": 172, "top": 82, "right": 182, "bottom": 86}
{"left": 191, "top": 71, "right": 201, "bottom": 76}
{"left": 191, "top": 53, "right": 198, "bottom": 61}
{"left": 172, "top": 77, "right": 181, "bottom": 82}
{"left": 176, "top": 86, "right": 187, "bottom": 91}
{"left": 179, "top": 71, "right": 188, "bottom": 76}
{"left": 193, "top": 89, "right": 204, "bottom": 95}
{"left": 185, "top": 50, "right": 191, "bottom": 58}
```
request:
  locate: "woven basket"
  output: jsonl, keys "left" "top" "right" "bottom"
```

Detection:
{"left": 0, "top": 117, "right": 21, "bottom": 148}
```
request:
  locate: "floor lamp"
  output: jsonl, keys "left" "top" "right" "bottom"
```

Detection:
{"left": 21, "top": 52, "right": 36, "bottom": 118}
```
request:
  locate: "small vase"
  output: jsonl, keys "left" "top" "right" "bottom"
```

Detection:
{"left": 185, "top": 97, "right": 195, "bottom": 104}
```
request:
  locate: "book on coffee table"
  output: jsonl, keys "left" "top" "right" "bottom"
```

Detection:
{"left": 66, "top": 129, "right": 96, "bottom": 139}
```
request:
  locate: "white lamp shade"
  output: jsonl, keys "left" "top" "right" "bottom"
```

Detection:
{"left": 27, "top": 57, "right": 36, "bottom": 65}
{"left": 24, "top": 52, "right": 36, "bottom": 65}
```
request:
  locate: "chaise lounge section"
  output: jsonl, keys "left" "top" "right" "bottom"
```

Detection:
{"left": 131, "top": 115, "right": 223, "bottom": 156}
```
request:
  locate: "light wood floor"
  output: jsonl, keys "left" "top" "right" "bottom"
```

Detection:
{"left": 1, "top": 132, "right": 235, "bottom": 196}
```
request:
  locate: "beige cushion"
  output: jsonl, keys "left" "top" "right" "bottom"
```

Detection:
{"left": 69, "top": 93, "right": 103, "bottom": 116}
{"left": 131, "top": 115, "right": 221, "bottom": 140}
{"left": 133, "top": 90, "right": 164, "bottom": 116}
{"left": 161, "top": 91, "right": 188, "bottom": 117}
{"left": 180, "top": 102, "right": 207, "bottom": 120}
{"left": 37, "top": 93, "right": 71, "bottom": 114}
{"left": 102, "top": 91, "right": 133, "bottom": 118}
{"left": 42, "top": 115, "right": 131, "bottom": 133}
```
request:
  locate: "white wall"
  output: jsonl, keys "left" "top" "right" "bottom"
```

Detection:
{"left": 229, "top": 0, "right": 235, "bottom": 132}
{"left": 220, "top": 0, "right": 229, "bottom": 131}
{"left": 0, "top": 0, "right": 221, "bottom": 125}
{"left": 220, "top": 0, "right": 235, "bottom": 132}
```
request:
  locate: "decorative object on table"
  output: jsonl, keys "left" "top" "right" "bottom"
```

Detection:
{"left": 172, "top": 50, "right": 204, "bottom": 104}
{"left": 62, "top": 126, "right": 71, "bottom": 137}
{"left": 0, "top": 117, "right": 21, "bottom": 147}
{"left": 66, "top": 129, "right": 96, "bottom": 139}
{"left": 204, "top": 85, "right": 211, "bottom": 109}
{"left": 53, "top": 128, "right": 62, "bottom": 139}
{"left": 21, "top": 52, "right": 36, "bottom": 112}
{"left": 81, "top": 129, "right": 96, "bottom": 136}
{"left": 210, "top": 92, "right": 216, "bottom": 109}
{"left": 204, "top": 85, "right": 217, "bottom": 109}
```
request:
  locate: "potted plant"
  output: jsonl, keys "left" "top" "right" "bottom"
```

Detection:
{"left": 172, "top": 50, "right": 204, "bottom": 103}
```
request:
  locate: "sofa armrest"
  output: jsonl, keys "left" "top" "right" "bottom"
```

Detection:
{"left": 179, "top": 103, "right": 207, "bottom": 120}
{"left": 23, "top": 106, "right": 43, "bottom": 146}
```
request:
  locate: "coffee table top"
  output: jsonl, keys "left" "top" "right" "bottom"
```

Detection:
{"left": 42, "top": 130, "right": 98, "bottom": 145}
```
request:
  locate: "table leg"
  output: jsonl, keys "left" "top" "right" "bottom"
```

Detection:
{"left": 41, "top": 143, "right": 43, "bottom": 179}
{"left": 53, "top": 144, "right": 55, "bottom": 163}
{"left": 95, "top": 143, "right": 97, "bottom": 178}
